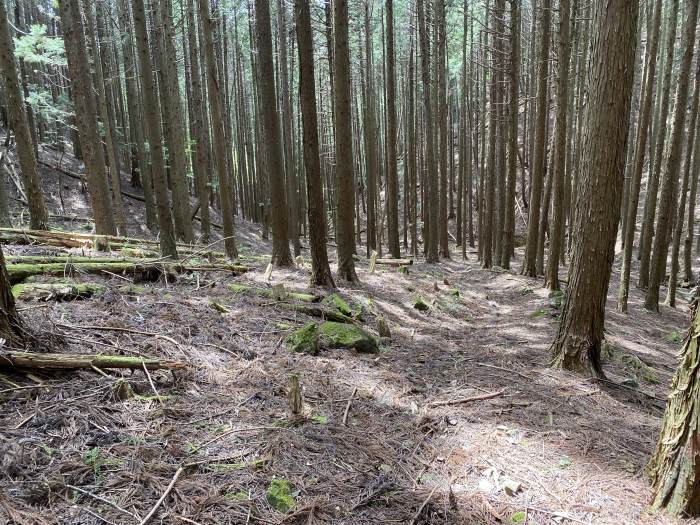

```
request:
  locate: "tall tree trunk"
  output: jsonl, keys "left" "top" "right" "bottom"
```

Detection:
{"left": 645, "top": 0, "right": 699, "bottom": 312}
{"left": 550, "top": 0, "right": 638, "bottom": 376}
{"left": 85, "top": 0, "right": 128, "bottom": 236}
{"left": 385, "top": 0, "right": 400, "bottom": 258}
{"left": 185, "top": 0, "right": 211, "bottom": 241}
{"left": 199, "top": 0, "right": 237, "bottom": 259}
{"left": 131, "top": 0, "right": 177, "bottom": 257}
{"left": 256, "top": 0, "right": 293, "bottom": 266}
{"left": 295, "top": 0, "right": 335, "bottom": 287}
{"left": 521, "top": 0, "right": 550, "bottom": 277}
{"left": 59, "top": 0, "right": 117, "bottom": 236}
{"left": 638, "top": 0, "right": 679, "bottom": 289}
{"left": 546, "top": 0, "right": 571, "bottom": 290}
{"left": 617, "top": 0, "right": 663, "bottom": 312}
{"left": 666, "top": 65, "right": 700, "bottom": 307}
{"left": 333, "top": 0, "right": 358, "bottom": 281}
{"left": 418, "top": 0, "right": 438, "bottom": 263}
{"left": 501, "top": 0, "right": 519, "bottom": 269}
{"left": 155, "top": 0, "right": 194, "bottom": 243}
{"left": 117, "top": 0, "right": 157, "bottom": 232}
{"left": 0, "top": 0, "right": 48, "bottom": 230}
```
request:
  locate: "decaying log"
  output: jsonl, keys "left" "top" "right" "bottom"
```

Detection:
{"left": 6, "top": 260, "right": 249, "bottom": 284}
{"left": 0, "top": 351, "right": 187, "bottom": 371}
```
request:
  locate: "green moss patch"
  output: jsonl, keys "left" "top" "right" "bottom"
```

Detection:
{"left": 322, "top": 293, "right": 353, "bottom": 316}
{"left": 266, "top": 479, "right": 295, "bottom": 513}
{"left": 318, "top": 322, "right": 378, "bottom": 353}
{"left": 285, "top": 323, "right": 319, "bottom": 355}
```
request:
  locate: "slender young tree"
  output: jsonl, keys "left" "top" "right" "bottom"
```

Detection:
{"left": 59, "top": 0, "right": 117, "bottom": 236}
{"left": 334, "top": 0, "right": 358, "bottom": 281}
{"left": 295, "top": 0, "right": 335, "bottom": 287}
{"left": 550, "top": 0, "right": 639, "bottom": 376}
{"left": 255, "top": 0, "right": 293, "bottom": 266}
{"left": 0, "top": 0, "right": 49, "bottom": 230}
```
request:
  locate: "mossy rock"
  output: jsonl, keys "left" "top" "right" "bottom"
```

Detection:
{"left": 323, "top": 293, "right": 353, "bottom": 316}
{"left": 266, "top": 479, "right": 295, "bottom": 513}
{"left": 398, "top": 265, "right": 410, "bottom": 275}
{"left": 318, "top": 321, "right": 378, "bottom": 353}
{"left": 412, "top": 296, "right": 430, "bottom": 311}
{"left": 285, "top": 323, "right": 319, "bottom": 355}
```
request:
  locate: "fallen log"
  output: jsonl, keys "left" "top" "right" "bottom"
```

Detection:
{"left": 227, "top": 282, "right": 321, "bottom": 303}
{"left": 7, "top": 261, "right": 249, "bottom": 284}
{"left": 12, "top": 282, "right": 106, "bottom": 301}
{"left": 375, "top": 258, "right": 414, "bottom": 266}
{"left": 0, "top": 228, "right": 228, "bottom": 259}
{"left": 0, "top": 351, "right": 186, "bottom": 371}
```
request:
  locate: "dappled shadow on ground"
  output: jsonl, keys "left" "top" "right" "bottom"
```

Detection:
{"left": 0, "top": 226, "right": 691, "bottom": 524}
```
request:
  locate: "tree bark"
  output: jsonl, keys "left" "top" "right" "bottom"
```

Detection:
{"left": 0, "top": 0, "right": 48, "bottom": 231}
{"left": 645, "top": 0, "right": 699, "bottom": 312}
{"left": 333, "top": 0, "right": 358, "bottom": 281}
{"left": 521, "top": 0, "right": 550, "bottom": 277}
{"left": 617, "top": 0, "right": 663, "bottom": 312}
{"left": 294, "top": 0, "right": 335, "bottom": 287}
{"left": 199, "top": 0, "right": 238, "bottom": 259}
{"left": 648, "top": 297, "right": 700, "bottom": 516}
{"left": 58, "top": 0, "right": 117, "bottom": 236}
{"left": 550, "top": 0, "right": 639, "bottom": 377}
{"left": 546, "top": 0, "right": 571, "bottom": 290}
{"left": 131, "top": 0, "right": 178, "bottom": 258}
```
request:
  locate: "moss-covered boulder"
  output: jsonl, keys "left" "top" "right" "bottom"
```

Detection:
{"left": 266, "top": 479, "right": 295, "bottom": 513}
{"left": 285, "top": 323, "right": 319, "bottom": 355}
{"left": 318, "top": 321, "right": 378, "bottom": 353}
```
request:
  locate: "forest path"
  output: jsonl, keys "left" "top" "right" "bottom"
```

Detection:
{"left": 0, "top": 229, "right": 690, "bottom": 524}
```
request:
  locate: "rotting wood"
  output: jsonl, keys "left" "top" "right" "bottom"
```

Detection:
{"left": 0, "top": 351, "right": 187, "bottom": 371}
{"left": 6, "top": 260, "right": 249, "bottom": 284}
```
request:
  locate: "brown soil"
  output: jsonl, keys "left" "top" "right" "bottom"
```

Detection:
{"left": 0, "top": 145, "right": 695, "bottom": 525}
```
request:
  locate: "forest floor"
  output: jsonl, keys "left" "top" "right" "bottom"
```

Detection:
{"left": 0, "top": 146, "right": 696, "bottom": 525}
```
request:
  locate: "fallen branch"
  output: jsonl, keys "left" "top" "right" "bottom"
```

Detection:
{"left": 138, "top": 467, "right": 184, "bottom": 525}
{"left": 0, "top": 351, "right": 187, "bottom": 371}
{"left": 428, "top": 390, "right": 505, "bottom": 407}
